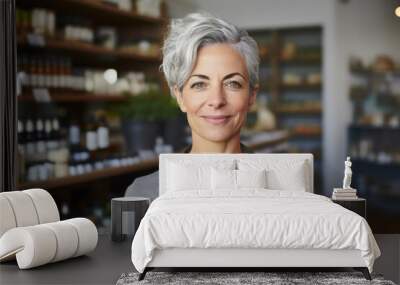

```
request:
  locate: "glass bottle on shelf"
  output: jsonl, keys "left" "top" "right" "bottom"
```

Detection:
{"left": 68, "top": 119, "right": 81, "bottom": 147}
{"left": 97, "top": 115, "right": 109, "bottom": 149}
{"left": 51, "top": 117, "right": 62, "bottom": 149}
{"left": 85, "top": 114, "right": 98, "bottom": 152}
{"left": 35, "top": 118, "right": 47, "bottom": 157}
{"left": 25, "top": 118, "right": 36, "bottom": 162}
{"left": 44, "top": 117, "right": 54, "bottom": 150}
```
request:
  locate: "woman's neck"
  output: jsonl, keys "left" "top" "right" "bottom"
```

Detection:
{"left": 189, "top": 132, "right": 242, "bottom": 153}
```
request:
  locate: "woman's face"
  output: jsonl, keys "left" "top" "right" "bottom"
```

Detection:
{"left": 174, "top": 43, "right": 258, "bottom": 144}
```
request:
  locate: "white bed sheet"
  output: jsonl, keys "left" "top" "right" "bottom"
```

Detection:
{"left": 131, "top": 190, "right": 380, "bottom": 273}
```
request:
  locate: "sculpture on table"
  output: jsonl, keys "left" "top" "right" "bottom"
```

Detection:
{"left": 342, "top": 156, "right": 353, "bottom": 189}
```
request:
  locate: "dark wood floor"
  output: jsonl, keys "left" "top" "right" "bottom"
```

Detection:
{"left": 0, "top": 234, "right": 133, "bottom": 285}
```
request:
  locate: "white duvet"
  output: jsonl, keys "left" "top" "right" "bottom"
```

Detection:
{"left": 131, "top": 190, "right": 380, "bottom": 273}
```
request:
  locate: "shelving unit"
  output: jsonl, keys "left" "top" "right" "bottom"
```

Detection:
{"left": 15, "top": 0, "right": 168, "bottom": 227}
{"left": 249, "top": 26, "right": 323, "bottom": 193}
{"left": 347, "top": 60, "right": 400, "bottom": 233}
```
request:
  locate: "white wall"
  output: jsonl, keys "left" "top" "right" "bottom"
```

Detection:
{"left": 173, "top": 0, "right": 333, "bottom": 28}
{"left": 167, "top": 0, "right": 400, "bottom": 199}
{"left": 166, "top": 0, "right": 198, "bottom": 18}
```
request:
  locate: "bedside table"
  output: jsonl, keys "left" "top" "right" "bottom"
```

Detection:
{"left": 111, "top": 197, "right": 150, "bottom": 242}
{"left": 332, "top": 198, "right": 366, "bottom": 219}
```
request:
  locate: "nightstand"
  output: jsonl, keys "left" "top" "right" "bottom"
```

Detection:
{"left": 111, "top": 197, "right": 150, "bottom": 242}
{"left": 332, "top": 198, "right": 366, "bottom": 219}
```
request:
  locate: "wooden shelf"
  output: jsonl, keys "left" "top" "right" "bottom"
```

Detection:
{"left": 17, "top": 158, "right": 158, "bottom": 190}
{"left": 18, "top": 35, "right": 161, "bottom": 64}
{"left": 281, "top": 56, "right": 321, "bottom": 65}
{"left": 18, "top": 91, "right": 129, "bottom": 103}
{"left": 291, "top": 128, "right": 322, "bottom": 138}
{"left": 18, "top": 0, "right": 167, "bottom": 26}
{"left": 280, "top": 83, "right": 322, "bottom": 91}
{"left": 274, "top": 106, "right": 322, "bottom": 115}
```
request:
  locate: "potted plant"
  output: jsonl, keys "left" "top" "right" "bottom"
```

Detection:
{"left": 111, "top": 88, "right": 185, "bottom": 154}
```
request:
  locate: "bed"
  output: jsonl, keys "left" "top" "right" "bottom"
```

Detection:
{"left": 131, "top": 153, "right": 380, "bottom": 280}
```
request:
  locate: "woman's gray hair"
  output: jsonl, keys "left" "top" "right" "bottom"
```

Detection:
{"left": 161, "top": 13, "right": 259, "bottom": 96}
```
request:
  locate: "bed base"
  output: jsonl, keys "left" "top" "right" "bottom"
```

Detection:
{"left": 138, "top": 248, "right": 372, "bottom": 281}
{"left": 138, "top": 267, "right": 371, "bottom": 281}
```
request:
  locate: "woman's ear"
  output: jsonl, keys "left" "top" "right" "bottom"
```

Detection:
{"left": 248, "top": 84, "right": 259, "bottom": 107}
{"left": 173, "top": 86, "right": 187, "bottom": 113}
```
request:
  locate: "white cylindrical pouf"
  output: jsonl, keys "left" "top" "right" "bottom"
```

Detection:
{"left": 0, "top": 226, "right": 57, "bottom": 269}
{"left": 42, "top": 221, "right": 79, "bottom": 262}
{"left": 1, "top": 192, "right": 39, "bottom": 227}
{"left": 0, "top": 195, "right": 17, "bottom": 237}
{"left": 65, "top": 218, "right": 98, "bottom": 257}
{"left": 23, "top": 189, "right": 60, "bottom": 223}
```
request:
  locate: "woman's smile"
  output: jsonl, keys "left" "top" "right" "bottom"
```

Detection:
{"left": 201, "top": 115, "right": 232, "bottom": 125}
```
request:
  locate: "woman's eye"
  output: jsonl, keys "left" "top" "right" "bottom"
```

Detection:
{"left": 225, "top": 81, "right": 242, "bottom": 89}
{"left": 190, "top": 82, "right": 207, "bottom": 89}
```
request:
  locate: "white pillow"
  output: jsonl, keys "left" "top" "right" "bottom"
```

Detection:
{"left": 211, "top": 168, "right": 236, "bottom": 190}
{"left": 238, "top": 159, "right": 308, "bottom": 191}
{"left": 167, "top": 160, "right": 235, "bottom": 192}
{"left": 236, "top": 169, "right": 267, "bottom": 189}
{"left": 211, "top": 168, "right": 267, "bottom": 190}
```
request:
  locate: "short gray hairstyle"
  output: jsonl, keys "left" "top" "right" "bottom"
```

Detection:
{"left": 161, "top": 13, "right": 259, "bottom": 96}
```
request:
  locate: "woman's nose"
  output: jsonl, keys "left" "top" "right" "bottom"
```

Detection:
{"left": 206, "top": 85, "right": 227, "bottom": 108}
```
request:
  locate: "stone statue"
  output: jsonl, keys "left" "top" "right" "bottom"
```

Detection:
{"left": 342, "top": 156, "right": 353, "bottom": 189}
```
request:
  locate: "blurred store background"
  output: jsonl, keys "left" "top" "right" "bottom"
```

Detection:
{"left": 13, "top": 0, "right": 400, "bottom": 241}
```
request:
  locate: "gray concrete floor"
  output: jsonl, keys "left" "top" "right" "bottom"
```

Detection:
{"left": 0, "top": 235, "right": 133, "bottom": 285}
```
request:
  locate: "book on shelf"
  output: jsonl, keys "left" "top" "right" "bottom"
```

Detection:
{"left": 332, "top": 192, "right": 357, "bottom": 197}
{"left": 332, "top": 187, "right": 358, "bottom": 200}
{"left": 333, "top": 188, "right": 357, "bottom": 193}
{"left": 332, "top": 194, "right": 359, "bottom": 200}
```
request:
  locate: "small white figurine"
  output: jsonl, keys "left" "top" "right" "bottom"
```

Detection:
{"left": 342, "top": 156, "right": 353, "bottom": 189}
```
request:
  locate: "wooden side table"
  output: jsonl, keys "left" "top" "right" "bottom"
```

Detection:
{"left": 111, "top": 197, "right": 150, "bottom": 242}
{"left": 332, "top": 198, "right": 366, "bottom": 219}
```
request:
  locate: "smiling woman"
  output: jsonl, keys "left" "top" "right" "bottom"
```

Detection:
{"left": 125, "top": 12, "right": 260, "bottom": 199}
{"left": 162, "top": 13, "right": 260, "bottom": 154}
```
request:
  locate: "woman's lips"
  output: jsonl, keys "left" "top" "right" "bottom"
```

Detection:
{"left": 202, "top": 115, "right": 231, "bottom": 125}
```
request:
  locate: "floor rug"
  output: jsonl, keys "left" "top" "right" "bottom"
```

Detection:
{"left": 116, "top": 271, "right": 396, "bottom": 285}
